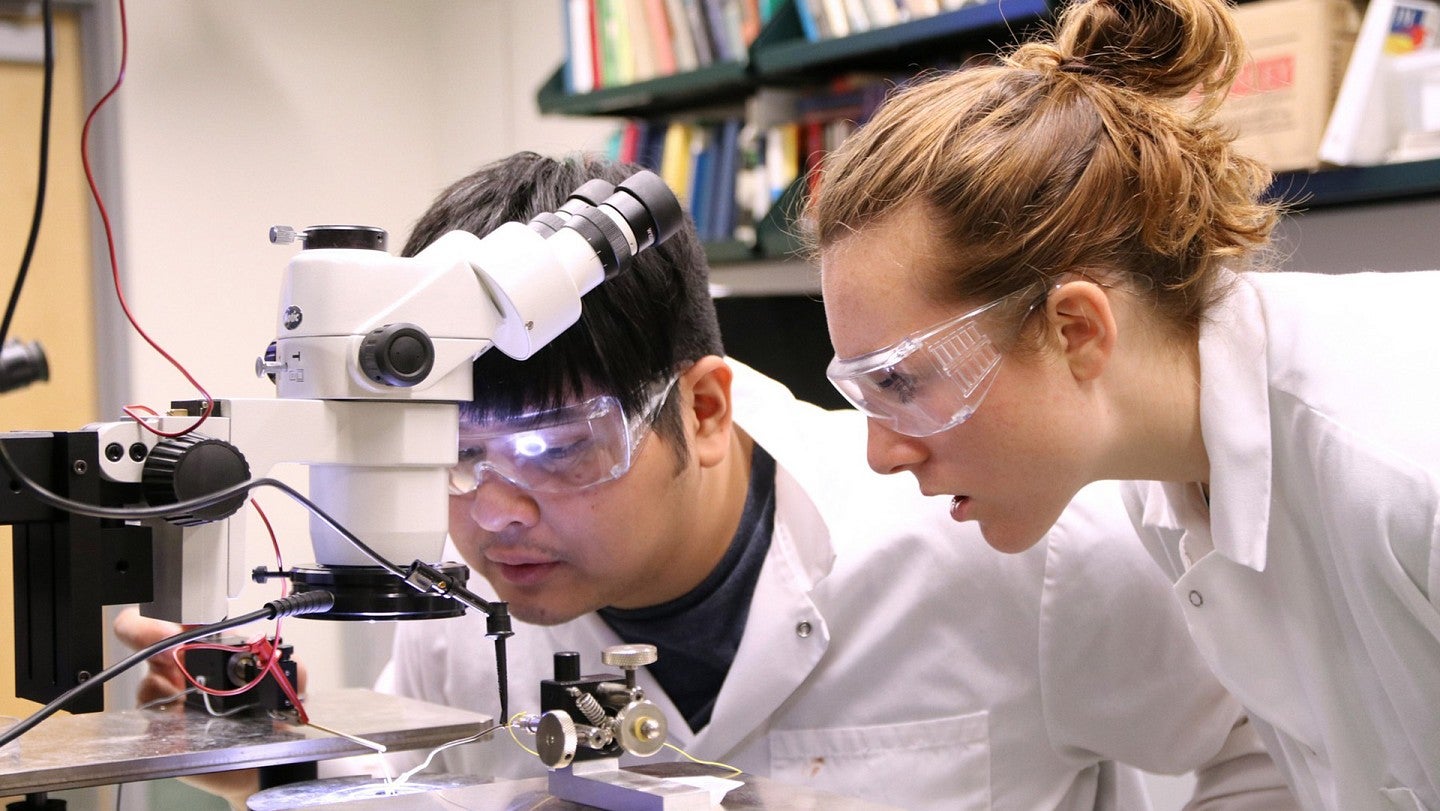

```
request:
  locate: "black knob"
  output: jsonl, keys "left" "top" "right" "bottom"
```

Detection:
{"left": 295, "top": 225, "right": 388, "bottom": 251}
{"left": 554, "top": 651, "right": 581, "bottom": 682}
{"left": 141, "top": 434, "right": 251, "bottom": 526}
{"left": 358, "top": 323, "right": 435, "bottom": 388}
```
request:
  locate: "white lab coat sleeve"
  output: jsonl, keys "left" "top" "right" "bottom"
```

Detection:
{"left": 1184, "top": 717, "right": 1302, "bottom": 811}
{"left": 1036, "top": 483, "right": 1296, "bottom": 808}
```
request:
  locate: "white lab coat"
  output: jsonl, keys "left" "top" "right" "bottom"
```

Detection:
{"left": 1123, "top": 270, "right": 1440, "bottom": 811}
{"left": 376, "top": 362, "right": 1293, "bottom": 810}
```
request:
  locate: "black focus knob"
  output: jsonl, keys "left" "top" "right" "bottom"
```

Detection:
{"left": 141, "top": 434, "right": 251, "bottom": 526}
{"left": 358, "top": 323, "right": 434, "bottom": 387}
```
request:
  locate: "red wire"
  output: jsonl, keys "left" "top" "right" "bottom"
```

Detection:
{"left": 83, "top": 0, "right": 214, "bottom": 438}
{"left": 168, "top": 497, "right": 309, "bottom": 723}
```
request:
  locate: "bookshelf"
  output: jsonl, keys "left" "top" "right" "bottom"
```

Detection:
{"left": 539, "top": 0, "right": 1440, "bottom": 263}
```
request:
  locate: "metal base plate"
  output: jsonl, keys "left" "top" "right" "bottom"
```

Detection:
{"left": 0, "top": 688, "right": 493, "bottom": 796}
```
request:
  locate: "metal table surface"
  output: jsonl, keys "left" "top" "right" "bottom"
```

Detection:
{"left": 245, "top": 762, "right": 905, "bottom": 810}
{"left": 0, "top": 688, "right": 493, "bottom": 795}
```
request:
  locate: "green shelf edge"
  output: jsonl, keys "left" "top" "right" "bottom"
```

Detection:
{"left": 536, "top": 61, "right": 752, "bottom": 117}
{"left": 751, "top": 0, "right": 1054, "bottom": 76}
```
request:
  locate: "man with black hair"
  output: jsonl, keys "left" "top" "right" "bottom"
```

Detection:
{"left": 120, "top": 152, "right": 1294, "bottom": 810}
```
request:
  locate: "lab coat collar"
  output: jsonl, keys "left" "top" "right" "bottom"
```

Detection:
{"left": 672, "top": 360, "right": 836, "bottom": 756}
{"left": 686, "top": 464, "right": 831, "bottom": 757}
{"left": 1195, "top": 271, "right": 1273, "bottom": 572}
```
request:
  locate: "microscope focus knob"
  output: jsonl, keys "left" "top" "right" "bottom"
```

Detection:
{"left": 358, "top": 323, "right": 435, "bottom": 388}
{"left": 601, "top": 643, "right": 658, "bottom": 670}
{"left": 141, "top": 434, "right": 251, "bottom": 526}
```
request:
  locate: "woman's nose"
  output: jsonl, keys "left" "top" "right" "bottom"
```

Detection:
{"left": 464, "top": 471, "right": 541, "bottom": 532}
{"left": 866, "top": 418, "right": 928, "bottom": 476}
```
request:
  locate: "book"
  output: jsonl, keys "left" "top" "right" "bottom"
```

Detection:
{"left": 595, "top": 0, "right": 626, "bottom": 86}
{"left": 563, "top": 0, "right": 597, "bottom": 94}
{"left": 625, "top": 0, "right": 658, "bottom": 81}
{"left": 660, "top": 122, "right": 697, "bottom": 206}
{"left": 637, "top": 121, "right": 669, "bottom": 170}
{"left": 1319, "top": 0, "right": 1440, "bottom": 165}
{"left": 709, "top": 118, "right": 743, "bottom": 241}
{"left": 702, "top": 0, "right": 740, "bottom": 62}
{"left": 740, "top": 0, "right": 764, "bottom": 44}
{"left": 795, "top": 0, "right": 825, "bottom": 40}
{"left": 842, "top": 0, "right": 873, "bottom": 33}
{"left": 821, "top": 0, "right": 852, "bottom": 37}
{"left": 644, "top": 0, "right": 679, "bottom": 76}
{"left": 663, "top": 0, "right": 702, "bottom": 71}
{"left": 864, "top": 0, "right": 901, "bottom": 27}
{"left": 681, "top": 0, "right": 717, "bottom": 65}
{"left": 690, "top": 126, "right": 718, "bottom": 239}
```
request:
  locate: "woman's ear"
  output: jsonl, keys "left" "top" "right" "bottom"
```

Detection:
{"left": 681, "top": 355, "right": 734, "bottom": 468}
{"left": 1044, "top": 280, "right": 1117, "bottom": 381}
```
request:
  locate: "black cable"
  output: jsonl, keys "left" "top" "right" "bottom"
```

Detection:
{"left": 0, "top": 0, "right": 53, "bottom": 347}
{"left": 0, "top": 590, "right": 336, "bottom": 749}
{"left": 0, "top": 0, "right": 54, "bottom": 346}
{"left": 0, "top": 433, "right": 513, "bottom": 711}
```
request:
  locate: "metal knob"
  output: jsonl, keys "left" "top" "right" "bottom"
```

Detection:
{"left": 614, "top": 699, "right": 667, "bottom": 758}
{"left": 269, "top": 225, "right": 300, "bottom": 245}
{"left": 602, "top": 643, "right": 657, "bottom": 691}
{"left": 601, "top": 644, "right": 657, "bottom": 669}
{"left": 535, "top": 710, "right": 577, "bottom": 770}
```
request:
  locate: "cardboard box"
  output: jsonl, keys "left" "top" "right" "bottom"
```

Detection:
{"left": 1216, "top": 0, "right": 1361, "bottom": 172}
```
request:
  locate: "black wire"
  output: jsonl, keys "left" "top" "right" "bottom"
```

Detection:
{"left": 1, "top": 0, "right": 54, "bottom": 345}
{"left": 0, "top": 592, "right": 333, "bottom": 748}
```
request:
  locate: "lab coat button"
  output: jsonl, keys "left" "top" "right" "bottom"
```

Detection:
{"left": 795, "top": 621, "right": 812, "bottom": 638}
{"left": 1188, "top": 590, "right": 1204, "bottom": 607}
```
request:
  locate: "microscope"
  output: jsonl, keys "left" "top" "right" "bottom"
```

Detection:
{"left": 0, "top": 170, "right": 694, "bottom": 806}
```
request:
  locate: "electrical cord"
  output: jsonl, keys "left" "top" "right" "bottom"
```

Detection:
{"left": 76, "top": 0, "right": 216, "bottom": 437}
{"left": 0, "top": 590, "right": 335, "bottom": 749}
{"left": 0, "top": 0, "right": 52, "bottom": 345}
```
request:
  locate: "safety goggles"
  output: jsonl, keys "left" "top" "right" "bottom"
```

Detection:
{"left": 826, "top": 286, "right": 1042, "bottom": 437}
{"left": 448, "top": 375, "right": 680, "bottom": 495}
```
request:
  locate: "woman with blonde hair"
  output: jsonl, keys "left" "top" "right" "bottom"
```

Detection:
{"left": 813, "top": 0, "right": 1440, "bottom": 808}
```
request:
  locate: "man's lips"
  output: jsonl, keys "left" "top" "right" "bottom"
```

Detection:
{"left": 489, "top": 559, "right": 562, "bottom": 586}
{"left": 484, "top": 547, "right": 563, "bottom": 584}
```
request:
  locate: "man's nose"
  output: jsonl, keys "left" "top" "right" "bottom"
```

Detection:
{"left": 866, "top": 418, "right": 927, "bottom": 476}
{"left": 465, "top": 470, "right": 541, "bottom": 532}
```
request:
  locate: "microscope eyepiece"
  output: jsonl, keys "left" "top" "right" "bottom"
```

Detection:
{"left": 535, "top": 170, "right": 682, "bottom": 282}
{"left": 616, "top": 170, "right": 684, "bottom": 249}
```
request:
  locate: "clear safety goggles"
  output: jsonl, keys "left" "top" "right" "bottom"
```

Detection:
{"left": 826, "top": 286, "right": 1042, "bottom": 437}
{"left": 448, "top": 375, "right": 680, "bottom": 495}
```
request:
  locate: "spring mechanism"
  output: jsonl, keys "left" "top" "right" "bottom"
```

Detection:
{"left": 566, "top": 686, "right": 608, "bottom": 727}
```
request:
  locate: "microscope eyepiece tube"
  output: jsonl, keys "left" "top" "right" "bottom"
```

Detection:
{"left": 553, "top": 170, "right": 681, "bottom": 281}
{"left": 615, "top": 170, "right": 684, "bottom": 248}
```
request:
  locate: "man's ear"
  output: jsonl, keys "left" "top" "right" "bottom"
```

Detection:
{"left": 1044, "top": 280, "right": 1116, "bottom": 381}
{"left": 682, "top": 355, "right": 734, "bottom": 468}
